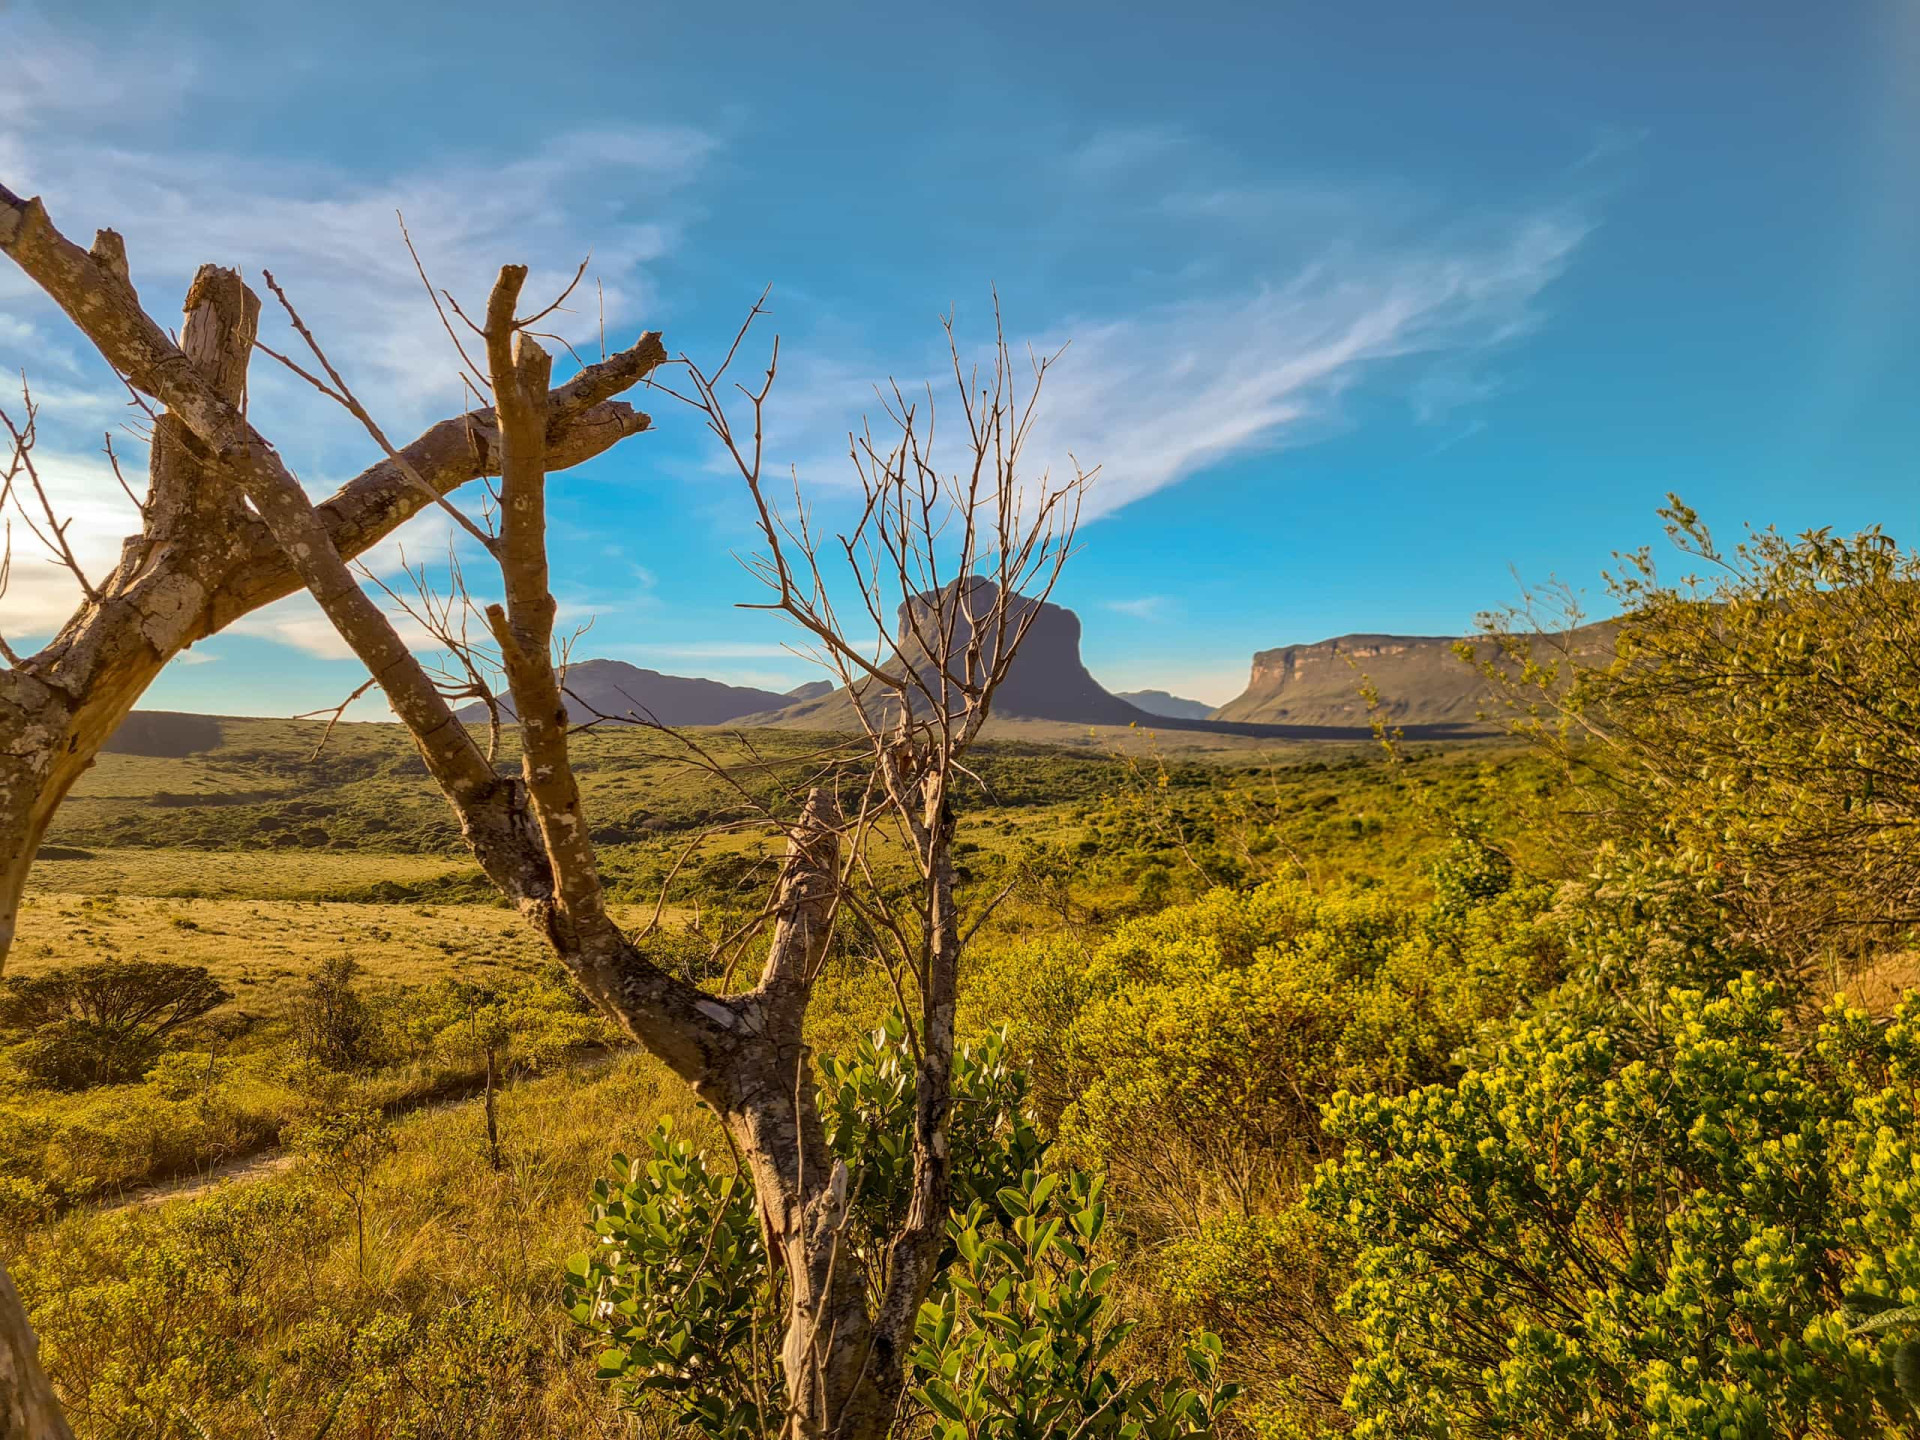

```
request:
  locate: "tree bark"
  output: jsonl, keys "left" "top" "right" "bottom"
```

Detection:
{"left": 699, "top": 789, "right": 893, "bottom": 1440}
{"left": 0, "top": 1266, "right": 72, "bottom": 1440}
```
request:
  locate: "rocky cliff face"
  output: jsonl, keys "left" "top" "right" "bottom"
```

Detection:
{"left": 1214, "top": 634, "right": 1474, "bottom": 725}
{"left": 1214, "top": 624, "right": 1614, "bottom": 727}
{"left": 754, "top": 580, "right": 1156, "bottom": 729}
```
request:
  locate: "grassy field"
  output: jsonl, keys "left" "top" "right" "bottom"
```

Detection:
{"left": 26, "top": 848, "right": 479, "bottom": 899}
{"left": 2, "top": 713, "right": 1536, "bottom": 1437}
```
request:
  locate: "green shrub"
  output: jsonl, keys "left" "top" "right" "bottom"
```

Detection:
{"left": 566, "top": 1019, "right": 1233, "bottom": 1439}
{"left": 1310, "top": 977, "right": 1920, "bottom": 1438}
{"left": 294, "top": 956, "right": 376, "bottom": 1070}
{"left": 914, "top": 1169, "right": 1241, "bottom": 1440}
{"left": 1038, "top": 880, "right": 1562, "bottom": 1214}
{"left": 0, "top": 960, "right": 230, "bottom": 1089}
{"left": 566, "top": 1120, "right": 774, "bottom": 1438}
{"left": 1159, "top": 1211, "right": 1354, "bottom": 1439}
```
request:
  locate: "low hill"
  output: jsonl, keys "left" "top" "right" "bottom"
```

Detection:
{"left": 1116, "top": 689, "right": 1216, "bottom": 721}
{"left": 456, "top": 659, "right": 790, "bottom": 728}
{"left": 104, "top": 710, "right": 224, "bottom": 757}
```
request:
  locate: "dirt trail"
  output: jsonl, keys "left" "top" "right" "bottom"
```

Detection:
{"left": 118, "top": 1147, "right": 301, "bottom": 1210}
{"left": 99, "top": 1051, "right": 622, "bottom": 1214}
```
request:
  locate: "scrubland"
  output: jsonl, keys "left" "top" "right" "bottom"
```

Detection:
{"left": 12, "top": 517, "right": 1920, "bottom": 1440}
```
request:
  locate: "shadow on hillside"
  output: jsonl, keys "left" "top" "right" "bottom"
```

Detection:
{"left": 103, "top": 711, "right": 224, "bottom": 758}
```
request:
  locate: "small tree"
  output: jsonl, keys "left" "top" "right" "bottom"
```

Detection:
{"left": 293, "top": 955, "right": 375, "bottom": 1071}
{"left": 291, "top": 1106, "right": 397, "bottom": 1280}
{"left": 0, "top": 959, "right": 229, "bottom": 1089}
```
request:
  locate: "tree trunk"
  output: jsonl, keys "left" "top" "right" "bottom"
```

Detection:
{"left": 0, "top": 1266, "right": 72, "bottom": 1440}
{"left": 484, "top": 1046, "right": 501, "bottom": 1171}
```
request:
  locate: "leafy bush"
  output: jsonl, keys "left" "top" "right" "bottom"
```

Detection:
{"left": 0, "top": 960, "right": 230, "bottom": 1089}
{"left": 915, "top": 1169, "right": 1240, "bottom": 1440}
{"left": 567, "top": 1120, "right": 774, "bottom": 1437}
{"left": 1483, "top": 506, "right": 1920, "bottom": 963}
{"left": 817, "top": 1016, "right": 1047, "bottom": 1248}
{"left": 566, "top": 1019, "right": 1233, "bottom": 1439}
{"left": 1429, "top": 821, "right": 1512, "bottom": 915}
{"left": 1310, "top": 976, "right": 1920, "bottom": 1438}
{"left": 1159, "top": 1210, "right": 1355, "bottom": 1439}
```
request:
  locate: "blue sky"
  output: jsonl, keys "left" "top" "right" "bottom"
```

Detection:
{"left": 2, "top": 0, "right": 1916, "bottom": 710}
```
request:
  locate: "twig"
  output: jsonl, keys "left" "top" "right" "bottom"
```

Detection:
{"left": 397, "top": 212, "right": 492, "bottom": 397}
{"left": 104, "top": 432, "right": 147, "bottom": 517}
{"left": 293, "top": 676, "right": 380, "bottom": 759}
{"left": 258, "top": 269, "right": 499, "bottom": 556}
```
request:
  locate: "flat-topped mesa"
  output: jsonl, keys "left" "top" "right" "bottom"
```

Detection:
{"left": 1216, "top": 632, "right": 1488, "bottom": 726}
{"left": 899, "top": 578, "right": 1151, "bottom": 724}
{"left": 1215, "top": 623, "right": 1614, "bottom": 727}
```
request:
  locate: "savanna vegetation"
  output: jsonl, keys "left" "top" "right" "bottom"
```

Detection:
{"left": 6, "top": 179, "right": 1920, "bottom": 1440}
{"left": 16, "top": 496, "right": 1920, "bottom": 1439}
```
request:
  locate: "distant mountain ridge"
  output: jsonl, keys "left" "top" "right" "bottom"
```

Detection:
{"left": 1116, "top": 689, "right": 1216, "bottom": 721}
{"left": 114, "top": 608, "right": 1603, "bottom": 748}
{"left": 455, "top": 659, "right": 790, "bottom": 728}
{"left": 741, "top": 587, "right": 1508, "bottom": 740}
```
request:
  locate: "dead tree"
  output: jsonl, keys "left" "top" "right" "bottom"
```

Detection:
{"left": 672, "top": 301, "right": 1089, "bottom": 1434}
{"left": 272, "top": 278, "right": 1080, "bottom": 1436}
{"left": 0, "top": 184, "right": 664, "bottom": 962}
{"left": 0, "top": 184, "right": 663, "bottom": 1440}
{"left": 1, "top": 176, "right": 1084, "bottom": 1437}
{"left": 236, "top": 268, "right": 1082, "bottom": 1434}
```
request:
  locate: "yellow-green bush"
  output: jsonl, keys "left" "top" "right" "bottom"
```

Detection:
{"left": 973, "top": 878, "right": 1564, "bottom": 1215}
{"left": 1311, "top": 978, "right": 1920, "bottom": 1438}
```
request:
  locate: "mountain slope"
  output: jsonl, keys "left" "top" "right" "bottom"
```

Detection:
{"left": 456, "top": 659, "right": 790, "bottom": 728}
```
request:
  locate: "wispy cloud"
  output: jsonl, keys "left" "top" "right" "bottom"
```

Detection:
{"left": 1572, "top": 124, "right": 1653, "bottom": 173}
{"left": 1106, "top": 595, "right": 1171, "bottom": 621}
{"left": 1025, "top": 213, "right": 1586, "bottom": 519}
{"left": 0, "top": 11, "right": 716, "bottom": 656}
{"left": 0, "top": 125, "right": 711, "bottom": 464}
{"left": 760, "top": 207, "right": 1586, "bottom": 524}
{"left": 0, "top": 17, "right": 710, "bottom": 436}
{"left": 1069, "top": 125, "right": 1188, "bottom": 179}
